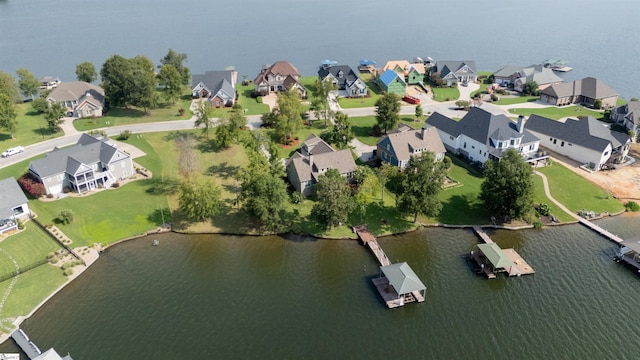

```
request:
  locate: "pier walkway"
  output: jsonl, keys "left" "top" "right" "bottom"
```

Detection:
{"left": 471, "top": 226, "right": 535, "bottom": 277}
{"left": 11, "top": 329, "right": 41, "bottom": 359}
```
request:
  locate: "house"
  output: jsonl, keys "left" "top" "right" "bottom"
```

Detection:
{"left": 539, "top": 77, "right": 618, "bottom": 108}
{"left": 425, "top": 107, "right": 545, "bottom": 166}
{"left": 39, "top": 76, "right": 60, "bottom": 89}
{"left": 191, "top": 69, "right": 238, "bottom": 108}
{"left": 524, "top": 114, "right": 631, "bottom": 171}
{"left": 381, "top": 60, "right": 426, "bottom": 85}
{"left": 377, "top": 69, "right": 406, "bottom": 95}
{"left": 433, "top": 61, "right": 477, "bottom": 86}
{"left": 377, "top": 124, "right": 446, "bottom": 169}
{"left": 0, "top": 177, "right": 30, "bottom": 234}
{"left": 493, "top": 64, "right": 563, "bottom": 92}
{"left": 46, "top": 81, "right": 104, "bottom": 118}
{"left": 317, "top": 64, "right": 367, "bottom": 97}
{"left": 286, "top": 134, "right": 357, "bottom": 196}
{"left": 253, "top": 61, "right": 307, "bottom": 98}
{"left": 611, "top": 100, "right": 640, "bottom": 134}
{"left": 29, "top": 134, "right": 134, "bottom": 196}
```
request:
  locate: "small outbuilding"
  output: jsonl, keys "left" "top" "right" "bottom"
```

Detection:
{"left": 373, "top": 262, "right": 426, "bottom": 308}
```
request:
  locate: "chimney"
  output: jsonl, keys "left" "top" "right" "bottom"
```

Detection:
{"left": 421, "top": 127, "right": 427, "bottom": 140}
{"left": 308, "top": 152, "right": 313, "bottom": 169}
{"left": 517, "top": 115, "right": 525, "bottom": 133}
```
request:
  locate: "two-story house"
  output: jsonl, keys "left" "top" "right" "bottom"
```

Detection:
{"left": 191, "top": 69, "right": 238, "bottom": 107}
{"left": 317, "top": 64, "right": 367, "bottom": 97}
{"left": 377, "top": 124, "right": 446, "bottom": 169}
{"left": 254, "top": 61, "right": 307, "bottom": 98}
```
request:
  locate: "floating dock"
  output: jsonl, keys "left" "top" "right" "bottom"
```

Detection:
{"left": 470, "top": 226, "right": 535, "bottom": 278}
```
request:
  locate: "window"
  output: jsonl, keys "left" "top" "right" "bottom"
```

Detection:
{"left": 510, "top": 139, "right": 514, "bottom": 146}
{"left": 12, "top": 206, "right": 24, "bottom": 215}
{"left": 463, "top": 142, "right": 467, "bottom": 148}
{"left": 561, "top": 141, "right": 564, "bottom": 147}
{"left": 471, "top": 145, "right": 475, "bottom": 149}
{"left": 549, "top": 137, "right": 552, "bottom": 141}
{"left": 449, "top": 136, "right": 454, "bottom": 140}
{"left": 604, "top": 151, "right": 609, "bottom": 156}
{"left": 553, "top": 139, "right": 557, "bottom": 144}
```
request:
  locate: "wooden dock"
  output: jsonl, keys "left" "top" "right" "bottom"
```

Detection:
{"left": 470, "top": 226, "right": 535, "bottom": 278}
{"left": 577, "top": 218, "right": 623, "bottom": 244}
{"left": 472, "top": 226, "right": 494, "bottom": 244}
{"left": 470, "top": 251, "right": 496, "bottom": 279}
{"left": 503, "top": 248, "right": 535, "bottom": 276}
{"left": 353, "top": 225, "right": 391, "bottom": 266}
{"left": 11, "top": 329, "right": 41, "bottom": 359}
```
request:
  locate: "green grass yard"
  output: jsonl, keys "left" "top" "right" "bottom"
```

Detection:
{"left": 531, "top": 175, "right": 575, "bottom": 223}
{"left": 494, "top": 95, "right": 540, "bottom": 105}
{"left": 430, "top": 85, "right": 460, "bottom": 102}
{"left": 0, "top": 225, "right": 62, "bottom": 276}
{"left": 0, "top": 103, "right": 62, "bottom": 154}
{"left": 508, "top": 105, "right": 604, "bottom": 121}
{"left": 337, "top": 74, "right": 382, "bottom": 109}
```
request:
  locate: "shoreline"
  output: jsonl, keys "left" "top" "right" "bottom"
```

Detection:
{"left": 0, "top": 209, "right": 634, "bottom": 347}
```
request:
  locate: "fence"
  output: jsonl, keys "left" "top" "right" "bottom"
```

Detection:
{"left": 0, "top": 258, "right": 49, "bottom": 284}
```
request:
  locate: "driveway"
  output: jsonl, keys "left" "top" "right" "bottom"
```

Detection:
{"left": 349, "top": 138, "right": 376, "bottom": 162}
{"left": 457, "top": 81, "right": 480, "bottom": 101}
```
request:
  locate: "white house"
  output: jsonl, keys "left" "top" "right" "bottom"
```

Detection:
{"left": 0, "top": 177, "right": 30, "bottom": 234}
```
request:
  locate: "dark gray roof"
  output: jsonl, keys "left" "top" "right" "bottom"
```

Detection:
{"left": 540, "top": 77, "right": 617, "bottom": 99}
{"left": 30, "top": 134, "right": 122, "bottom": 178}
{"left": 317, "top": 65, "right": 360, "bottom": 88}
{"left": 435, "top": 61, "right": 477, "bottom": 77}
{"left": 190, "top": 70, "right": 235, "bottom": 98}
{"left": 493, "top": 65, "right": 523, "bottom": 78}
{"left": 0, "top": 177, "right": 28, "bottom": 219}
{"left": 525, "top": 115, "right": 631, "bottom": 152}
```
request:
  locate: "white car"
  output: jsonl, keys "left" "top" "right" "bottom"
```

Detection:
{"left": 1, "top": 146, "right": 25, "bottom": 158}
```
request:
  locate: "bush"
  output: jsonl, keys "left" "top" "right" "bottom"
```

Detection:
{"left": 624, "top": 201, "right": 640, "bottom": 212}
{"left": 490, "top": 94, "right": 499, "bottom": 102}
{"left": 118, "top": 130, "right": 132, "bottom": 140}
{"left": 17, "top": 219, "right": 24, "bottom": 230}
{"left": 32, "top": 97, "right": 49, "bottom": 113}
{"left": 111, "top": 182, "right": 120, "bottom": 188}
{"left": 63, "top": 268, "right": 73, "bottom": 276}
{"left": 18, "top": 173, "right": 46, "bottom": 197}
{"left": 58, "top": 209, "right": 75, "bottom": 225}
{"left": 87, "top": 129, "right": 107, "bottom": 138}
{"left": 178, "top": 108, "right": 186, "bottom": 116}
{"left": 533, "top": 220, "right": 543, "bottom": 229}
{"left": 536, "top": 203, "right": 551, "bottom": 216}
{"left": 291, "top": 191, "right": 303, "bottom": 204}
{"left": 50, "top": 257, "right": 59, "bottom": 264}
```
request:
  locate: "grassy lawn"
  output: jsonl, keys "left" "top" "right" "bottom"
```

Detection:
{"left": 494, "top": 95, "right": 539, "bottom": 105}
{"left": 537, "top": 163, "right": 624, "bottom": 214}
{"left": 350, "top": 115, "right": 422, "bottom": 146}
{"left": 237, "top": 83, "right": 270, "bottom": 115}
{"left": 0, "top": 264, "right": 66, "bottom": 333}
{"left": 0, "top": 103, "right": 62, "bottom": 154}
{"left": 430, "top": 85, "right": 460, "bottom": 102}
{"left": 0, "top": 225, "right": 62, "bottom": 276}
{"left": 531, "top": 175, "right": 575, "bottom": 223}
{"left": 508, "top": 105, "right": 604, "bottom": 120}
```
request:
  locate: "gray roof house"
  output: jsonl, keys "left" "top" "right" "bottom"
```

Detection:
{"left": 29, "top": 134, "right": 134, "bottom": 196}
{"left": 47, "top": 81, "right": 105, "bottom": 118}
{"left": 611, "top": 100, "right": 640, "bottom": 134}
{"left": 539, "top": 77, "right": 618, "bottom": 109}
{"left": 377, "top": 124, "right": 446, "bottom": 169}
{"left": 434, "top": 61, "right": 477, "bottom": 86}
{"left": 524, "top": 114, "right": 631, "bottom": 171}
{"left": 317, "top": 64, "right": 367, "bottom": 97}
{"left": 425, "top": 107, "right": 546, "bottom": 166}
{"left": 191, "top": 70, "right": 238, "bottom": 108}
{"left": 493, "top": 64, "right": 563, "bottom": 92}
{"left": 0, "top": 177, "right": 30, "bottom": 234}
{"left": 286, "top": 134, "right": 357, "bottom": 196}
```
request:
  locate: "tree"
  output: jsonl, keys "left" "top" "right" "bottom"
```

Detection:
{"left": 100, "top": 54, "right": 157, "bottom": 111}
{"left": 0, "top": 92, "right": 17, "bottom": 136}
{"left": 376, "top": 162, "right": 397, "bottom": 203}
{"left": 480, "top": 149, "right": 534, "bottom": 221}
{"left": 455, "top": 100, "right": 470, "bottom": 110}
{"left": 240, "top": 169, "right": 289, "bottom": 231}
{"left": 158, "top": 64, "right": 182, "bottom": 104}
{"left": 0, "top": 72, "right": 20, "bottom": 103}
{"left": 594, "top": 99, "right": 603, "bottom": 110}
{"left": 311, "top": 169, "right": 355, "bottom": 229}
{"left": 310, "top": 78, "right": 337, "bottom": 127}
{"left": 75, "top": 61, "right": 98, "bottom": 83}
{"left": 415, "top": 103, "right": 423, "bottom": 121}
{"left": 58, "top": 209, "right": 75, "bottom": 225}
{"left": 430, "top": 72, "right": 444, "bottom": 87}
{"left": 375, "top": 92, "right": 401, "bottom": 134}
{"left": 194, "top": 100, "right": 213, "bottom": 138}
{"left": 159, "top": 49, "right": 191, "bottom": 86}
{"left": 45, "top": 102, "right": 66, "bottom": 132}
{"left": 322, "top": 111, "right": 353, "bottom": 149}
{"left": 16, "top": 68, "right": 40, "bottom": 100}
{"left": 398, "top": 152, "right": 448, "bottom": 223}
{"left": 178, "top": 174, "right": 223, "bottom": 221}
{"left": 274, "top": 86, "right": 304, "bottom": 144}
{"left": 32, "top": 97, "right": 49, "bottom": 113}
{"left": 523, "top": 80, "right": 539, "bottom": 96}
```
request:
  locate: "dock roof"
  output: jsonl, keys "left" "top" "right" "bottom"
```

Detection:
{"left": 478, "top": 243, "right": 514, "bottom": 269}
{"left": 621, "top": 236, "right": 640, "bottom": 253}
{"left": 380, "top": 262, "right": 426, "bottom": 295}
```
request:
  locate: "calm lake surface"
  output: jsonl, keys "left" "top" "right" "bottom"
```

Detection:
{"left": 1, "top": 0, "right": 639, "bottom": 98}
{"left": 1, "top": 215, "right": 640, "bottom": 359}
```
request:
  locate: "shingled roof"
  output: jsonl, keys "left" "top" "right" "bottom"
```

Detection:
{"left": 378, "top": 126, "right": 445, "bottom": 163}
{"left": 190, "top": 70, "right": 236, "bottom": 98}
{"left": 47, "top": 81, "right": 104, "bottom": 106}
{"left": 540, "top": 77, "right": 617, "bottom": 99}
{"left": 0, "top": 177, "right": 28, "bottom": 219}
{"left": 254, "top": 61, "right": 300, "bottom": 84}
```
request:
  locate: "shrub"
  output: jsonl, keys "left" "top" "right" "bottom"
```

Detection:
{"left": 17, "top": 219, "right": 24, "bottom": 230}
{"left": 624, "top": 201, "right": 640, "bottom": 212}
{"left": 18, "top": 173, "right": 46, "bottom": 197}
{"left": 87, "top": 129, "right": 107, "bottom": 138}
{"left": 32, "top": 97, "right": 49, "bottom": 113}
{"left": 594, "top": 99, "right": 602, "bottom": 110}
{"left": 111, "top": 182, "right": 120, "bottom": 188}
{"left": 490, "top": 94, "right": 499, "bottom": 102}
{"left": 118, "top": 130, "right": 132, "bottom": 140}
{"left": 533, "top": 221, "right": 543, "bottom": 229}
{"left": 50, "top": 257, "right": 59, "bottom": 264}
{"left": 178, "top": 108, "right": 186, "bottom": 116}
{"left": 536, "top": 203, "right": 551, "bottom": 216}
{"left": 58, "top": 209, "right": 75, "bottom": 225}
{"left": 291, "top": 191, "right": 303, "bottom": 204}
{"left": 63, "top": 268, "right": 73, "bottom": 276}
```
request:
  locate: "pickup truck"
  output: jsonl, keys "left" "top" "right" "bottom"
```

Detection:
{"left": 1, "top": 146, "right": 25, "bottom": 158}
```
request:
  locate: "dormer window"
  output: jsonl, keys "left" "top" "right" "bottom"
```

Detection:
{"left": 338, "top": 71, "right": 344, "bottom": 78}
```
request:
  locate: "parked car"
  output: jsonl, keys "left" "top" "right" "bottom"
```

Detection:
{"left": 402, "top": 95, "right": 420, "bottom": 105}
{"left": 1, "top": 146, "right": 25, "bottom": 158}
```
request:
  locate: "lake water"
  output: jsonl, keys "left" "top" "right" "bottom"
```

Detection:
{"left": 1, "top": 0, "right": 639, "bottom": 98}
{"left": 1, "top": 215, "right": 640, "bottom": 359}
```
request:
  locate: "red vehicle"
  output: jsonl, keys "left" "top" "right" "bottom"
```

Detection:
{"left": 402, "top": 95, "right": 420, "bottom": 104}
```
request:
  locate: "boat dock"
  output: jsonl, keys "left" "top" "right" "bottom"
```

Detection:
{"left": 470, "top": 226, "right": 535, "bottom": 278}
{"left": 576, "top": 217, "right": 623, "bottom": 244}
{"left": 353, "top": 225, "right": 425, "bottom": 308}
{"left": 11, "top": 329, "right": 41, "bottom": 359}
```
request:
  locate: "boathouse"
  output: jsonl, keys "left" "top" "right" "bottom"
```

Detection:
{"left": 373, "top": 262, "right": 426, "bottom": 308}
{"left": 472, "top": 243, "right": 515, "bottom": 278}
{"left": 617, "top": 237, "right": 640, "bottom": 271}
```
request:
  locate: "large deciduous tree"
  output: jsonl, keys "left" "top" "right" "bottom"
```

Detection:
{"left": 159, "top": 49, "right": 191, "bottom": 86}
{"left": 158, "top": 63, "right": 182, "bottom": 104}
{"left": 0, "top": 92, "right": 17, "bottom": 136}
{"left": 375, "top": 92, "right": 401, "bottom": 134}
{"left": 399, "top": 152, "right": 448, "bottom": 223}
{"left": 322, "top": 111, "right": 353, "bottom": 149}
{"left": 44, "top": 102, "right": 66, "bottom": 132}
{"left": 240, "top": 169, "right": 289, "bottom": 232}
{"left": 75, "top": 61, "right": 98, "bottom": 83}
{"left": 194, "top": 100, "right": 213, "bottom": 138}
{"left": 273, "top": 87, "right": 304, "bottom": 145}
{"left": 178, "top": 174, "right": 223, "bottom": 222}
{"left": 480, "top": 149, "right": 534, "bottom": 221}
{"left": 310, "top": 78, "right": 337, "bottom": 127}
{"left": 100, "top": 54, "right": 157, "bottom": 112}
{"left": 16, "top": 68, "right": 40, "bottom": 100}
{"left": 311, "top": 169, "right": 355, "bottom": 229}
{"left": 0, "top": 72, "right": 20, "bottom": 103}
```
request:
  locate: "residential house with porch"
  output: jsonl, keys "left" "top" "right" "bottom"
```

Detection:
{"left": 254, "top": 61, "right": 307, "bottom": 98}
{"left": 611, "top": 100, "right": 640, "bottom": 135}
{"left": 381, "top": 60, "right": 426, "bottom": 85}
{"left": 29, "top": 134, "right": 134, "bottom": 196}
{"left": 286, "top": 134, "right": 357, "bottom": 196}
{"left": 433, "top": 61, "right": 477, "bottom": 86}
{"left": 524, "top": 114, "right": 631, "bottom": 171}
{"left": 377, "top": 124, "right": 446, "bottom": 169}
{"left": 539, "top": 77, "right": 618, "bottom": 108}
{"left": 0, "top": 177, "right": 30, "bottom": 234}
{"left": 492, "top": 64, "right": 563, "bottom": 92}
{"left": 46, "top": 81, "right": 105, "bottom": 118}
{"left": 425, "top": 107, "right": 546, "bottom": 166}
{"left": 317, "top": 64, "right": 367, "bottom": 97}
{"left": 191, "top": 69, "right": 238, "bottom": 107}
{"left": 377, "top": 69, "right": 406, "bottom": 95}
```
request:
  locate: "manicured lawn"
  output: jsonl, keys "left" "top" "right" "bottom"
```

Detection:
{"left": 0, "top": 157, "right": 38, "bottom": 182}
{"left": 537, "top": 163, "right": 624, "bottom": 214}
{"left": 0, "top": 264, "right": 66, "bottom": 332}
{"left": 237, "top": 83, "right": 270, "bottom": 115}
{"left": 0, "top": 103, "right": 62, "bottom": 154}
{"left": 494, "top": 95, "right": 539, "bottom": 105}
{"left": 351, "top": 115, "right": 421, "bottom": 146}
{"left": 430, "top": 85, "right": 460, "bottom": 102}
{"left": 0, "top": 225, "right": 62, "bottom": 276}
{"left": 531, "top": 175, "right": 575, "bottom": 223}
{"left": 508, "top": 105, "right": 604, "bottom": 120}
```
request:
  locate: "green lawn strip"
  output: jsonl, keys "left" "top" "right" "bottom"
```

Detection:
{"left": 338, "top": 74, "right": 382, "bottom": 109}
{"left": 531, "top": 175, "right": 575, "bottom": 223}
{"left": 0, "top": 103, "right": 61, "bottom": 154}
{"left": 430, "top": 85, "right": 460, "bottom": 102}
{"left": 494, "top": 96, "right": 539, "bottom": 105}
{"left": 237, "top": 83, "right": 270, "bottom": 115}
{"left": 0, "top": 157, "right": 37, "bottom": 182}
{"left": 508, "top": 105, "right": 604, "bottom": 120}
{"left": 0, "top": 225, "right": 61, "bottom": 276}
{"left": 0, "top": 264, "right": 66, "bottom": 331}
{"left": 537, "top": 163, "right": 624, "bottom": 214}
{"left": 269, "top": 121, "right": 330, "bottom": 159}
{"left": 350, "top": 115, "right": 420, "bottom": 146}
